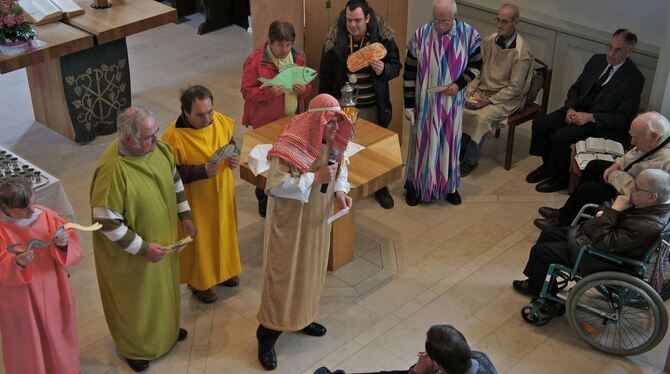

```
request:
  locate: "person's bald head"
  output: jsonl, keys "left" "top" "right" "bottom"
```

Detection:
{"left": 496, "top": 3, "right": 520, "bottom": 39}
{"left": 432, "top": 0, "right": 456, "bottom": 34}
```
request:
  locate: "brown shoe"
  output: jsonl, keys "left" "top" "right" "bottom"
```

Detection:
{"left": 219, "top": 276, "right": 240, "bottom": 287}
{"left": 188, "top": 285, "right": 218, "bottom": 303}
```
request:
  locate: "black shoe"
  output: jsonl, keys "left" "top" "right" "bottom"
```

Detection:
{"left": 257, "top": 325, "right": 280, "bottom": 371}
{"left": 460, "top": 162, "right": 478, "bottom": 177}
{"left": 405, "top": 185, "right": 420, "bottom": 206}
{"left": 301, "top": 322, "right": 327, "bottom": 337}
{"left": 538, "top": 206, "right": 559, "bottom": 220}
{"left": 177, "top": 328, "right": 188, "bottom": 342}
{"left": 533, "top": 218, "right": 558, "bottom": 231}
{"left": 526, "top": 164, "right": 549, "bottom": 183}
{"left": 512, "top": 279, "right": 533, "bottom": 296}
{"left": 374, "top": 187, "right": 394, "bottom": 209}
{"left": 126, "top": 358, "right": 149, "bottom": 372}
{"left": 258, "top": 341, "right": 277, "bottom": 370}
{"left": 314, "top": 367, "right": 332, "bottom": 374}
{"left": 535, "top": 177, "right": 568, "bottom": 193}
{"left": 446, "top": 191, "right": 462, "bottom": 205}
{"left": 258, "top": 198, "right": 267, "bottom": 218}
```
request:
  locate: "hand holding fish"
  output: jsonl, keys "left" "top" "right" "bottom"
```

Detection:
{"left": 271, "top": 85, "right": 285, "bottom": 96}
{"left": 293, "top": 83, "right": 307, "bottom": 95}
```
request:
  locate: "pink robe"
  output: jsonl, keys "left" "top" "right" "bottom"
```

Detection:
{"left": 0, "top": 205, "right": 81, "bottom": 374}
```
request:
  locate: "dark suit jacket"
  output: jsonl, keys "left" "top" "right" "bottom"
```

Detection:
{"left": 564, "top": 54, "right": 644, "bottom": 139}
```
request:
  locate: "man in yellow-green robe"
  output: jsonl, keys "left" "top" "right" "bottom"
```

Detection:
{"left": 162, "top": 85, "right": 242, "bottom": 304}
{"left": 90, "top": 107, "right": 197, "bottom": 372}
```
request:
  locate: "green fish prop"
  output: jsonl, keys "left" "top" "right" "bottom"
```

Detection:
{"left": 258, "top": 65, "right": 317, "bottom": 92}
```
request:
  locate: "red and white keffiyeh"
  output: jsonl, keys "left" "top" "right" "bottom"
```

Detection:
{"left": 268, "top": 94, "right": 353, "bottom": 172}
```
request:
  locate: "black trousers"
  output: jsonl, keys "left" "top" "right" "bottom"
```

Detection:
{"left": 557, "top": 160, "right": 617, "bottom": 225}
{"left": 522, "top": 226, "right": 620, "bottom": 297}
{"left": 529, "top": 108, "right": 598, "bottom": 180}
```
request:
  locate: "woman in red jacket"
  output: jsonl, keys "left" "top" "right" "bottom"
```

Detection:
{"left": 241, "top": 20, "right": 313, "bottom": 217}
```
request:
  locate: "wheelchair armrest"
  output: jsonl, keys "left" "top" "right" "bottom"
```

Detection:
{"left": 575, "top": 246, "right": 646, "bottom": 271}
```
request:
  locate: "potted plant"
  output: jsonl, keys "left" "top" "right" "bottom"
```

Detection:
{"left": 0, "top": 0, "right": 36, "bottom": 46}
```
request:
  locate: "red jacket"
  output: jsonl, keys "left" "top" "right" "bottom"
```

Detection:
{"left": 241, "top": 44, "right": 312, "bottom": 128}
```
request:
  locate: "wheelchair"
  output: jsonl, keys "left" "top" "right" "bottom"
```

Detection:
{"left": 521, "top": 204, "right": 670, "bottom": 356}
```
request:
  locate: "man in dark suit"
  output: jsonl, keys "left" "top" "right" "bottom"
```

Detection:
{"left": 526, "top": 29, "right": 644, "bottom": 193}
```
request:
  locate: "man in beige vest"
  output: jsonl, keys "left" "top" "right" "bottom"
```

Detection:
{"left": 460, "top": 3, "right": 533, "bottom": 176}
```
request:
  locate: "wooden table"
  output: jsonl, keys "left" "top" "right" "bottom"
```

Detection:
{"left": 66, "top": 0, "right": 177, "bottom": 45}
{"left": 239, "top": 116, "right": 404, "bottom": 270}
{"left": 1, "top": 0, "right": 176, "bottom": 143}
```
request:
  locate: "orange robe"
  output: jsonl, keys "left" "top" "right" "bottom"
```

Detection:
{"left": 0, "top": 206, "right": 82, "bottom": 374}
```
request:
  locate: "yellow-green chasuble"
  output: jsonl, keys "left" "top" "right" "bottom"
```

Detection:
{"left": 90, "top": 140, "right": 181, "bottom": 360}
{"left": 162, "top": 112, "right": 242, "bottom": 290}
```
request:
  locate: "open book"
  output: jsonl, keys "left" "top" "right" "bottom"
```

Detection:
{"left": 574, "top": 137, "right": 624, "bottom": 170}
{"left": 576, "top": 138, "right": 624, "bottom": 157}
{"left": 18, "top": 0, "right": 84, "bottom": 26}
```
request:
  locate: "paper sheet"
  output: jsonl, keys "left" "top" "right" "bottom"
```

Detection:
{"left": 427, "top": 85, "right": 450, "bottom": 93}
{"left": 164, "top": 235, "right": 194, "bottom": 254}
{"left": 327, "top": 208, "right": 350, "bottom": 224}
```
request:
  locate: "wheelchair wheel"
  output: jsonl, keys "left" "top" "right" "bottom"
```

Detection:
{"left": 566, "top": 272, "right": 668, "bottom": 356}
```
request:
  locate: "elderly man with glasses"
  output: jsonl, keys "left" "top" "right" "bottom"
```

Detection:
{"left": 513, "top": 169, "right": 670, "bottom": 307}
{"left": 403, "top": 0, "right": 482, "bottom": 206}
{"left": 460, "top": 3, "right": 534, "bottom": 176}
{"left": 90, "top": 106, "right": 197, "bottom": 372}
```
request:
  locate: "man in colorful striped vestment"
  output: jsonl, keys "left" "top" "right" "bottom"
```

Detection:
{"left": 403, "top": 0, "right": 482, "bottom": 206}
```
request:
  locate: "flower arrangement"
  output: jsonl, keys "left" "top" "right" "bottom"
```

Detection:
{"left": 0, "top": 0, "right": 36, "bottom": 44}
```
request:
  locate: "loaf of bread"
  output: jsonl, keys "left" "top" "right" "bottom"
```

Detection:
{"left": 346, "top": 42, "right": 387, "bottom": 72}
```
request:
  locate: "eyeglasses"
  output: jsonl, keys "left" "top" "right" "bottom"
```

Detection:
{"left": 136, "top": 127, "right": 159, "bottom": 143}
{"left": 633, "top": 182, "right": 654, "bottom": 194}
{"left": 432, "top": 17, "right": 453, "bottom": 25}
{"left": 494, "top": 16, "right": 515, "bottom": 25}
{"left": 326, "top": 120, "right": 338, "bottom": 128}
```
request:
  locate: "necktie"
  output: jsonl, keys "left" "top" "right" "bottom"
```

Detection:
{"left": 597, "top": 65, "right": 613, "bottom": 86}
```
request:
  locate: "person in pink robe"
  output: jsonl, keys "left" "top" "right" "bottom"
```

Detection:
{"left": 0, "top": 178, "right": 82, "bottom": 374}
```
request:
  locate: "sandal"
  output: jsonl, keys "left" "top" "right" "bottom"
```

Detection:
{"left": 188, "top": 285, "right": 218, "bottom": 303}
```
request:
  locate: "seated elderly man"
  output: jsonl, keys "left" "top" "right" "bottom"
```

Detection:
{"left": 314, "top": 325, "right": 496, "bottom": 374}
{"left": 535, "top": 112, "right": 670, "bottom": 230}
{"left": 513, "top": 169, "right": 670, "bottom": 303}
{"left": 460, "top": 3, "right": 533, "bottom": 176}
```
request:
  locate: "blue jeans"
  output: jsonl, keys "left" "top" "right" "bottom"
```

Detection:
{"left": 463, "top": 136, "right": 487, "bottom": 166}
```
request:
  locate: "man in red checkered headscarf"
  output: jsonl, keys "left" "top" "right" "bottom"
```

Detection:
{"left": 256, "top": 94, "right": 353, "bottom": 371}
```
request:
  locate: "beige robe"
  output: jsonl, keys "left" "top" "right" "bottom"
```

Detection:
{"left": 257, "top": 145, "right": 346, "bottom": 331}
{"left": 462, "top": 33, "right": 534, "bottom": 143}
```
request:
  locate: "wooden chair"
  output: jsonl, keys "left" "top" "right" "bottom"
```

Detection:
{"left": 494, "top": 58, "right": 553, "bottom": 170}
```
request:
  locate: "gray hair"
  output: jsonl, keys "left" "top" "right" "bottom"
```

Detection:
{"left": 0, "top": 177, "right": 33, "bottom": 210}
{"left": 637, "top": 111, "right": 670, "bottom": 138}
{"left": 613, "top": 29, "right": 638, "bottom": 49}
{"left": 432, "top": 0, "right": 457, "bottom": 17}
{"left": 501, "top": 3, "right": 520, "bottom": 20}
{"left": 117, "top": 106, "right": 154, "bottom": 139}
{"left": 638, "top": 169, "right": 670, "bottom": 204}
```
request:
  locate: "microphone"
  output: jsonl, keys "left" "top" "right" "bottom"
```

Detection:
{"left": 320, "top": 148, "right": 340, "bottom": 193}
